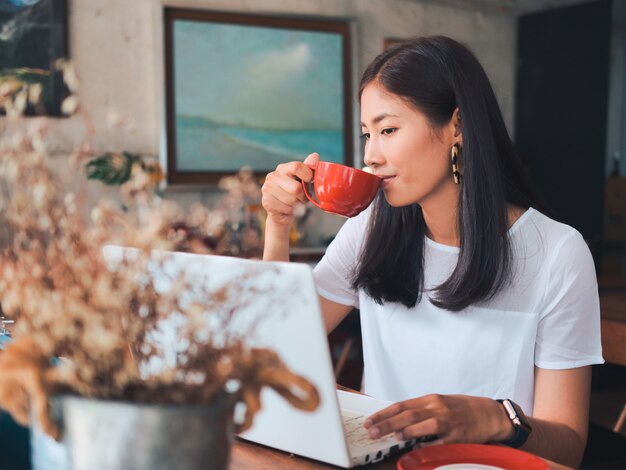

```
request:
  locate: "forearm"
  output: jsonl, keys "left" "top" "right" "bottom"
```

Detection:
{"left": 262, "top": 217, "right": 292, "bottom": 262}
{"left": 519, "top": 417, "right": 586, "bottom": 469}
{"left": 519, "top": 366, "right": 592, "bottom": 468}
{"left": 486, "top": 398, "right": 585, "bottom": 468}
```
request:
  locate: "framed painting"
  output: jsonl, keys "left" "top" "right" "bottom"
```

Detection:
{"left": 0, "top": 0, "right": 69, "bottom": 116}
{"left": 163, "top": 8, "right": 353, "bottom": 185}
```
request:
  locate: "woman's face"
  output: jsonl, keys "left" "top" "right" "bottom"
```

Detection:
{"left": 360, "top": 82, "right": 460, "bottom": 208}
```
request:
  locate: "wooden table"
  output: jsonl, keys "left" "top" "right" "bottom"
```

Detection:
{"left": 599, "top": 292, "right": 626, "bottom": 366}
{"left": 232, "top": 438, "right": 402, "bottom": 469}
{"left": 230, "top": 438, "right": 573, "bottom": 469}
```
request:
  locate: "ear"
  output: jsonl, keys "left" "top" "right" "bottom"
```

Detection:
{"left": 451, "top": 107, "right": 462, "bottom": 139}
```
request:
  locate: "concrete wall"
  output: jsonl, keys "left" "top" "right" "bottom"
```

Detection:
{"left": 3, "top": 0, "right": 517, "bottom": 245}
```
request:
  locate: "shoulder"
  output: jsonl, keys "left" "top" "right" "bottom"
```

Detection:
{"left": 528, "top": 210, "right": 589, "bottom": 256}
{"left": 517, "top": 209, "right": 588, "bottom": 255}
{"left": 520, "top": 209, "right": 595, "bottom": 283}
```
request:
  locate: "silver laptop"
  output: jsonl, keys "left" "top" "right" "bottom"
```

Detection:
{"left": 102, "top": 246, "right": 417, "bottom": 467}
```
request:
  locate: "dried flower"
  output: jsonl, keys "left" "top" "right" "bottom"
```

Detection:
{"left": 0, "top": 78, "right": 318, "bottom": 440}
{"left": 60, "top": 95, "right": 79, "bottom": 115}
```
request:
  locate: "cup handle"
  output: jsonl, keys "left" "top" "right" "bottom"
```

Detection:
{"left": 301, "top": 164, "right": 323, "bottom": 210}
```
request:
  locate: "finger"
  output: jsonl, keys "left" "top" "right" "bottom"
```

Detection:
{"left": 263, "top": 193, "right": 298, "bottom": 216}
{"left": 365, "top": 399, "right": 422, "bottom": 427}
{"left": 303, "top": 152, "right": 320, "bottom": 168}
{"left": 366, "top": 409, "right": 432, "bottom": 439}
{"left": 263, "top": 172, "right": 306, "bottom": 205}
{"left": 366, "top": 394, "right": 449, "bottom": 429}
{"left": 394, "top": 417, "right": 442, "bottom": 441}
{"left": 272, "top": 190, "right": 303, "bottom": 208}
{"left": 276, "top": 161, "right": 313, "bottom": 182}
{"left": 276, "top": 174, "right": 308, "bottom": 203}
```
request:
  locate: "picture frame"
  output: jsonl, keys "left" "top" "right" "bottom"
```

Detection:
{"left": 0, "top": 0, "right": 69, "bottom": 116}
{"left": 163, "top": 8, "right": 353, "bottom": 185}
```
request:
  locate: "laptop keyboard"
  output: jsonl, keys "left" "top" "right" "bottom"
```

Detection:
{"left": 341, "top": 410, "right": 397, "bottom": 448}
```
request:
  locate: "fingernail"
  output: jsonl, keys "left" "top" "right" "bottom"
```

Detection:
{"left": 369, "top": 427, "right": 380, "bottom": 438}
{"left": 363, "top": 419, "right": 372, "bottom": 428}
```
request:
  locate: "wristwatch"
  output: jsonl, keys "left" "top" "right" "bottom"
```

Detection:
{"left": 496, "top": 399, "right": 532, "bottom": 448}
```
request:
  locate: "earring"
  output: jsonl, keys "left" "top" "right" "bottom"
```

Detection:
{"left": 451, "top": 143, "right": 461, "bottom": 185}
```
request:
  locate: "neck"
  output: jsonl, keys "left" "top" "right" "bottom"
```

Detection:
{"left": 421, "top": 183, "right": 461, "bottom": 247}
{"left": 422, "top": 197, "right": 528, "bottom": 248}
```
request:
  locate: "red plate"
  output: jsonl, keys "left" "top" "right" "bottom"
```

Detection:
{"left": 397, "top": 444, "right": 549, "bottom": 470}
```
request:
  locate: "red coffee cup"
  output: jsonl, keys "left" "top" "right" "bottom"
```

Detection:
{"left": 301, "top": 161, "right": 381, "bottom": 217}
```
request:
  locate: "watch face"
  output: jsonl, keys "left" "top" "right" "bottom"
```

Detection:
{"left": 508, "top": 400, "right": 532, "bottom": 432}
{"left": 502, "top": 400, "right": 517, "bottom": 418}
{"left": 497, "top": 399, "right": 532, "bottom": 447}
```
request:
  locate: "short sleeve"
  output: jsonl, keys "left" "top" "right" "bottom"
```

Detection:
{"left": 535, "top": 230, "right": 604, "bottom": 369}
{"left": 312, "top": 208, "right": 371, "bottom": 308}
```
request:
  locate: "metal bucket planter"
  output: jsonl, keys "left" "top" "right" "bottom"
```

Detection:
{"left": 32, "top": 392, "right": 237, "bottom": 470}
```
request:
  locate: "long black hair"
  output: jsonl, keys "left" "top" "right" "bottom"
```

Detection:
{"left": 351, "top": 36, "right": 545, "bottom": 311}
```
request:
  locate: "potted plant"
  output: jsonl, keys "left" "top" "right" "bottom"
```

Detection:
{"left": 0, "top": 65, "right": 319, "bottom": 469}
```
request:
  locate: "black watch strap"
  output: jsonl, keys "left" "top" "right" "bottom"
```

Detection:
{"left": 496, "top": 399, "right": 532, "bottom": 448}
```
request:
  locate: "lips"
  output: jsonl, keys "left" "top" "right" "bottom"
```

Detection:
{"left": 377, "top": 175, "right": 396, "bottom": 188}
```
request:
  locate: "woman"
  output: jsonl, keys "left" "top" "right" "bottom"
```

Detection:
{"left": 261, "top": 36, "right": 603, "bottom": 468}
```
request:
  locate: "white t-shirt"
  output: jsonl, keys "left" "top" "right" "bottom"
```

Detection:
{"left": 313, "top": 207, "right": 604, "bottom": 414}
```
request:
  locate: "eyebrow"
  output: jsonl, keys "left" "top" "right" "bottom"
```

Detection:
{"left": 360, "top": 113, "right": 399, "bottom": 127}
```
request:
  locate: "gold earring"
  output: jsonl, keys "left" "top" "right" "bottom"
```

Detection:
{"left": 451, "top": 143, "right": 461, "bottom": 185}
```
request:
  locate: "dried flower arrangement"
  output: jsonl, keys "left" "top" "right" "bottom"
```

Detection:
{"left": 0, "top": 64, "right": 319, "bottom": 441}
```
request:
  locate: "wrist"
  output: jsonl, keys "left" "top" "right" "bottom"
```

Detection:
{"left": 266, "top": 212, "right": 295, "bottom": 228}
{"left": 489, "top": 398, "right": 516, "bottom": 442}
{"left": 263, "top": 217, "right": 293, "bottom": 261}
{"left": 494, "top": 399, "right": 532, "bottom": 448}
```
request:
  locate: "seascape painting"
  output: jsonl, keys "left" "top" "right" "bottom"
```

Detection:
{"left": 0, "top": 0, "right": 68, "bottom": 115}
{"left": 165, "top": 10, "right": 351, "bottom": 183}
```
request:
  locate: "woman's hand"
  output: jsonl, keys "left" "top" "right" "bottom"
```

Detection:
{"left": 261, "top": 153, "right": 319, "bottom": 226}
{"left": 364, "top": 394, "right": 513, "bottom": 446}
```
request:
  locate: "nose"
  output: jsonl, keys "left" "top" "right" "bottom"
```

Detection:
{"left": 363, "top": 138, "right": 384, "bottom": 169}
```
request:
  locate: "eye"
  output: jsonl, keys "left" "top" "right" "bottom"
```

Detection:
{"left": 381, "top": 128, "right": 397, "bottom": 136}
{"left": 360, "top": 132, "right": 370, "bottom": 141}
